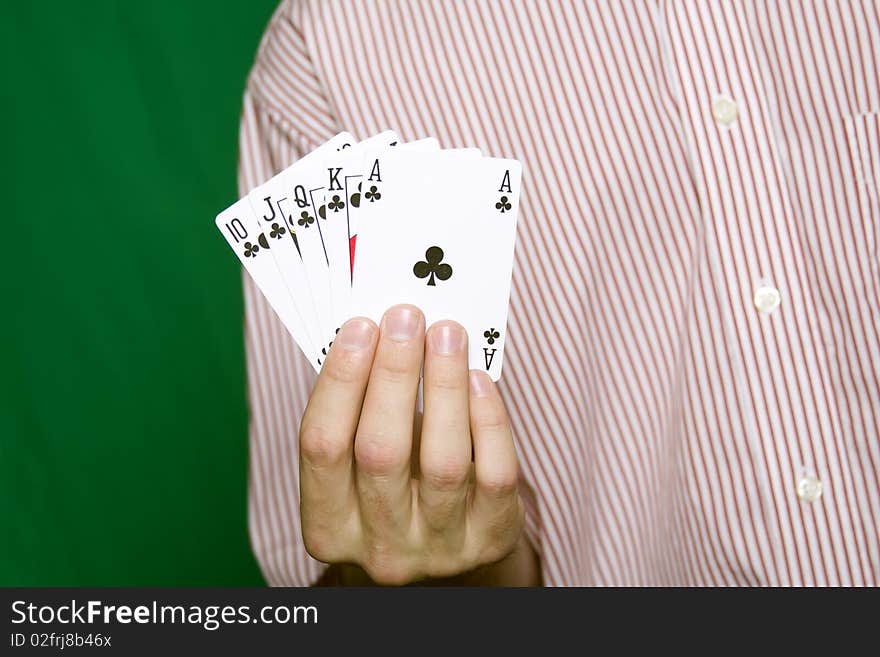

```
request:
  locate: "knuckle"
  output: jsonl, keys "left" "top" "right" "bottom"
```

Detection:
{"left": 478, "top": 465, "right": 519, "bottom": 499}
{"left": 302, "top": 513, "right": 359, "bottom": 565}
{"left": 373, "top": 351, "right": 416, "bottom": 381}
{"left": 354, "top": 429, "right": 408, "bottom": 474}
{"left": 322, "top": 348, "right": 368, "bottom": 385}
{"left": 424, "top": 556, "right": 464, "bottom": 580}
{"left": 299, "top": 422, "right": 348, "bottom": 467}
{"left": 363, "top": 563, "right": 411, "bottom": 586}
{"left": 425, "top": 365, "right": 467, "bottom": 391}
{"left": 302, "top": 523, "right": 345, "bottom": 564}
{"left": 472, "top": 407, "right": 510, "bottom": 432}
{"left": 302, "top": 530, "right": 336, "bottom": 564}
{"left": 422, "top": 453, "right": 471, "bottom": 491}
{"left": 363, "top": 544, "right": 413, "bottom": 586}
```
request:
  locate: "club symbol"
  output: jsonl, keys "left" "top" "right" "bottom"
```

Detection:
{"left": 483, "top": 328, "right": 500, "bottom": 345}
{"left": 316, "top": 328, "right": 340, "bottom": 366}
{"left": 297, "top": 211, "right": 314, "bottom": 229}
{"left": 269, "top": 222, "right": 286, "bottom": 239}
{"left": 365, "top": 185, "right": 381, "bottom": 203}
{"left": 350, "top": 182, "right": 362, "bottom": 208}
{"left": 495, "top": 195, "right": 511, "bottom": 213}
{"left": 413, "top": 246, "right": 453, "bottom": 286}
{"left": 243, "top": 241, "right": 259, "bottom": 258}
{"left": 328, "top": 195, "right": 345, "bottom": 212}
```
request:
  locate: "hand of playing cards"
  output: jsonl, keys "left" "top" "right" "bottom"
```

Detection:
{"left": 215, "top": 131, "right": 521, "bottom": 381}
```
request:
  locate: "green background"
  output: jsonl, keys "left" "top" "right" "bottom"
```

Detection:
{"left": 1, "top": 1, "right": 281, "bottom": 585}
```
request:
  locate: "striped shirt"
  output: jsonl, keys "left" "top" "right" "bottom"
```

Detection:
{"left": 237, "top": 0, "right": 880, "bottom": 586}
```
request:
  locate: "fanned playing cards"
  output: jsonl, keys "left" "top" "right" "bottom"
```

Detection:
{"left": 215, "top": 132, "right": 521, "bottom": 381}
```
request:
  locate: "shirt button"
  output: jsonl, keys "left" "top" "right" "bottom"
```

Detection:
{"left": 796, "top": 475, "right": 823, "bottom": 503}
{"left": 712, "top": 94, "right": 739, "bottom": 126}
{"left": 753, "top": 285, "right": 781, "bottom": 314}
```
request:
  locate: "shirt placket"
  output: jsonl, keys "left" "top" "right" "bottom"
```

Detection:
{"left": 661, "top": 0, "right": 842, "bottom": 585}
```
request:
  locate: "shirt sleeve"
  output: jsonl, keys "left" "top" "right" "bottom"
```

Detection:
{"left": 237, "top": 0, "right": 338, "bottom": 586}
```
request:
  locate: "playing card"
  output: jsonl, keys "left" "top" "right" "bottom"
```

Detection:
{"left": 246, "top": 132, "right": 355, "bottom": 359}
{"left": 350, "top": 140, "right": 469, "bottom": 277}
{"left": 215, "top": 197, "right": 317, "bottom": 366}
{"left": 280, "top": 135, "right": 358, "bottom": 360}
{"left": 320, "top": 131, "right": 400, "bottom": 346}
{"left": 348, "top": 140, "right": 442, "bottom": 244}
{"left": 215, "top": 128, "right": 521, "bottom": 380}
{"left": 350, "top": 152, "right": 522, "bottom": 380}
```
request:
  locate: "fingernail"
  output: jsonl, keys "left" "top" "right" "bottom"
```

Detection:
{"left": 469, "top": 370, "right": 492, "bottom": 397}
{"left": 382, "top": 306, "right": 421, "bottom": 342}
{"left": 334, "top": 318, "right": 375, "bottom": 351}
{"left": 430, "top": 323, "right": 467, "bottom": 355}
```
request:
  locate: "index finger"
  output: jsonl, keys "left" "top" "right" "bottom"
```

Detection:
{"left": 299, "top": 318, "right": 378, "bottom": 552}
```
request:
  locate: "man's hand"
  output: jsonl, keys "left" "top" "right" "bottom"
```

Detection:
{"left": 299, "top": 304, "right": 530, "bottom": 585}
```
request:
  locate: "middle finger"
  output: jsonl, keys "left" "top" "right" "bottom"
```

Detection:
{"left": 354, "top": 304, "right": 424, "bottom": 536}
{"left": 417, "top": 321, "right": 472, "bottom": 534}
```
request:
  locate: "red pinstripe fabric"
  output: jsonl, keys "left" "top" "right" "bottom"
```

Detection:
{"left": 237, "top": 0, "right": 880, "bottom": 586}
